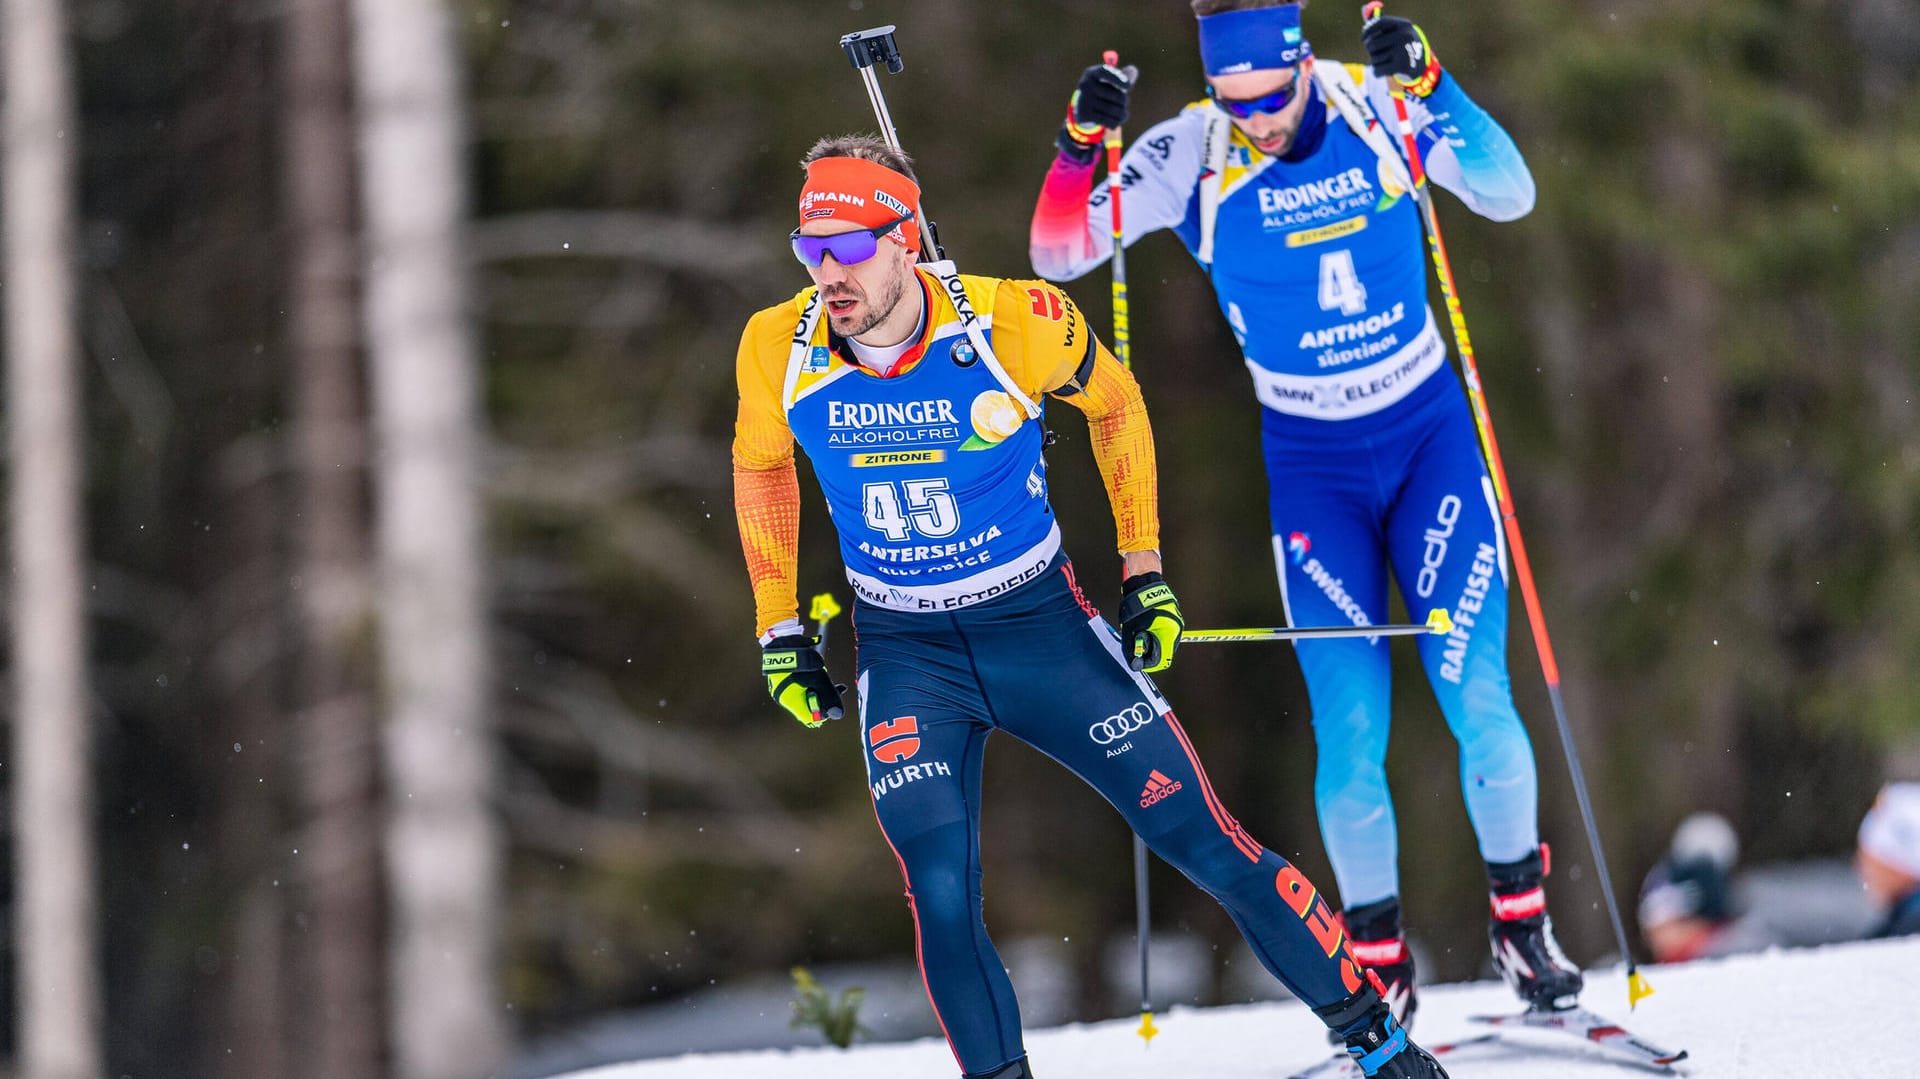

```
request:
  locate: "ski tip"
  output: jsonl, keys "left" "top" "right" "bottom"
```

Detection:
{"left": 1628, "top": 970, "right": 1656, "bottom": 1008}
{"left": 1137, "top": 1010, "right": 1159, "bottom": 1045}
{"left": 1425, "top": 607, "right": 1454, "bottom": 634}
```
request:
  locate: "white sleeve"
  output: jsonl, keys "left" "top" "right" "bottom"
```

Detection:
{"left": 1030, "top": 110, "right": 1206, "bottom": 282}
{"left": 1361, "top": 69, "right": 1535, "bottom": 222}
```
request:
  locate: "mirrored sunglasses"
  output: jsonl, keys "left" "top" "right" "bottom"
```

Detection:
{"left": 789, "top": 213, "right": 915, "bottom": 268}
{"left": 1207, "top": 66, "right": 1304, "bottom": 119}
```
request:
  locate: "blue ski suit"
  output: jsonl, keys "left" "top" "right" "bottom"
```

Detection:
{"left": 1032, "top": 64, "right": 1543, "bottom": 909}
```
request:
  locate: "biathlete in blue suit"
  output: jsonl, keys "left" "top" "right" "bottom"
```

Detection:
{"left": 1031, "top": 0, "right": 1583, "bottom": 1024}
{"left": 736, "top": 136, "right": 1449, "bottom": 1079}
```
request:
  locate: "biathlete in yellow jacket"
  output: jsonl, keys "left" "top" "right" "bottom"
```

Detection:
{"left": 732, "top": 134, "right": 1451, "bottom": 1079}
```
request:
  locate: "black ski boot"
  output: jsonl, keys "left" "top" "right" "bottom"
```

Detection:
{"left": 1346, "top": 897, "right": 1418, "bottom": 1030}
{"left": 1487, "top": 845, "right": 1583, "bottom": 1010}
{"left": 1314, "top": 985, "right": 1450, "bottom": 1078}
{"left": 964, "top": 1058, "right": 1031, "bottom": 1079}
{"left": 1325, "top": 897, "right": 1418, "bottom": 1046}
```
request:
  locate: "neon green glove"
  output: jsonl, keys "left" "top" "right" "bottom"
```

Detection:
{"left": 762, "top": 634, "right": 844, "bottom": 728}
{"left": 1119, "top": 572, "right": 1184, "bottom": 674}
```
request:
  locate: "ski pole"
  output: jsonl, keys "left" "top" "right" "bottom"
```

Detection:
{"left": 1097, "top": 46, "right": 1157, "bottom": 1047}
{"left": 1132, "top": 829, "right": 1157, "bottom": 1046}
{"left": 809, "top": 592, "right": 843, "bottom": 655}
{"left": 1100, "top": 49, "right": 1137, "bottom": 369}
{"left": 1184, "top": 608, "right": 1452, "bottom": 644}
{"left": 803, "top": 592, "right": 845, "bottom": 724}
{"left": 839, "top": 26, "right": 941, "bottom": 259}
{"left": 1360, "top": 0, "right": 1650, "bottom": 1009}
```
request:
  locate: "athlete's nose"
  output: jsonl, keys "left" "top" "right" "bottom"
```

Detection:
{"left": 812, "top": 253, "right": 851, "bottom": 285}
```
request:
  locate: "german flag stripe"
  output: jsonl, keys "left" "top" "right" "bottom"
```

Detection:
{"left": 1060, "top": 561, "right": 1100, "bottom": 619}
{"left": 866, "top": 792, "right": 963, "bottom": 1071}
{"left": 1164, "top": 712, "right": 1263, "bottom": 863}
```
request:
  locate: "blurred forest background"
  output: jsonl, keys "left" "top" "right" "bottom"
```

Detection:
{"left": 0, "top": 0, "right": 1916, "bottom": 1077}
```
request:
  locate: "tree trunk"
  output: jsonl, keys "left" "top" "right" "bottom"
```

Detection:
{"left": 348, "top": 1, "right": 504, "bottom": 1076}
{"left": 283, "top": 0, "right": 385, "bottom": 1075}
{"left": 4, "top": 0, "right": 102, "bottom": 1074}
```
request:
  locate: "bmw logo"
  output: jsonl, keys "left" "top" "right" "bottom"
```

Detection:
{"left": 951, "top": 341, "right": 978, "bottom": 368}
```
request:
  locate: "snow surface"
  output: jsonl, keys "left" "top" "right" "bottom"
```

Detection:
{"left": 558, "top": 938, "right": 1920, "bottom": 1078}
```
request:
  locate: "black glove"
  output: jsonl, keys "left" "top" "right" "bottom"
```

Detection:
{"left": 761, "top": 634, "right": 845, "bottom": 727}
{"left": 1118, "top": 572, "right": 1184, "bottom": 673}
{"left": 1056, "top": 62, "right": 1135, "bottom": 161}
{"left": 1362, "top": 15, "right": 1443, "bottom": 97}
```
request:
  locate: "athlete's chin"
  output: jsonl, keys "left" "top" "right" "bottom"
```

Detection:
{"left": 1252, "top": 131, "right": 1295, "bottom": 154}
{"left": 829, "top": 310, "right": 877, "bottom": 337}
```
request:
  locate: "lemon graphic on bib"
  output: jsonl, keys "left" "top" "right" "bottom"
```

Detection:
{"left": 1375, "top": 156, "right": 1409, "bottom": 212}
{"left": 960, "top": 390, "right": 1024, "bottom": 451}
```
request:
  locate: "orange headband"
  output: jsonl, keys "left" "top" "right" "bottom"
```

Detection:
{"left": 798, "top": 157, "right": 922, "bottom": 255}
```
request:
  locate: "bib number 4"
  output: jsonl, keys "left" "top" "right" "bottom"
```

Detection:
{"left": 863, "top": 478, "right": 960, "bottom": 541}
{"left": 1317, "top": 249, "right": 1368, "bottom": 316}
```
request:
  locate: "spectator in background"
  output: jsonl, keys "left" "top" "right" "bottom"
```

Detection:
{"left": 1637, "top": 812, "right": 1780, "bottom": 963}
{"left": 1855, "top": 783, "right": 1920, "bottom": 939}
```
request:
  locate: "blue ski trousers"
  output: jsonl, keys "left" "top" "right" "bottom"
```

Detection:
{"left": 853, "top": 555, "right": 1363, "bottom": 1077}
{"left": 1264, "top": 379, "right": 1541, "bottom": 909}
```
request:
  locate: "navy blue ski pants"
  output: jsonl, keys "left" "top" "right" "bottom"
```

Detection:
{"left": 852, "top": 555, "right": 1363, "bottom": 1077}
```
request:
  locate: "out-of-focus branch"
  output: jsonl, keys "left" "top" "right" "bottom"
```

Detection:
{"left": 495, "top": 657, "right": 788, "bottom": 818}
{"left": 479, "top": 272, "right": 667, "bottom": 328}
{"left": 471, "top": 210, "right": 778, "bottom": 278}
{"left": 491, "top": 438, "right": 729, "bottom": 500}
{"left": 502, "top": 781, "right": 807, "bottom": 867}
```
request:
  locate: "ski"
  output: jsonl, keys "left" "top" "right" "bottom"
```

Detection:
{"left": 1469, "top": 1005, "right": 1689, "bottom": 1072}
{"left": 1285, "top": 1032, "right": 1499, "bottom": 1079}
{"left": 1287, "top": 1004, "right": 1687, "bottom": 1079}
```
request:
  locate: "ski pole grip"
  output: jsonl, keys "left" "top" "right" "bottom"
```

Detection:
{"left": 840, "top": 25, "right": 904, "bottom": 74}
{"left": 1097, "top": 50, "right": 1140, "bottom": 90}
{"left": 1362, "top": 1, "right": 1384, "bottom": 27}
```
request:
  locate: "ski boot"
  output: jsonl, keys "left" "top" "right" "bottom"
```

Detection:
{"left": 1487, "top": 845, "right": 1583, "bottom": 1010}
{"left": 1326, "top": 897, "right": 1418, "bottom": 1046}
{"left": 1314, "top": 984, "right": 1450, "bottom": 1078}
{"left": 1346, "top": 897, "right": 1418, "bottom": 1030}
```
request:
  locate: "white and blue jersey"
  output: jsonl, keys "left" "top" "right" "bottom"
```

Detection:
{"left": 1033, "top": 65, "right": 1547, "bottom": 908}
{"left": 1038, "top": 65, "right": 1533, "bottom": 430}
{"left": 1178, "top": 100, "right": 1446, "bottom": 424}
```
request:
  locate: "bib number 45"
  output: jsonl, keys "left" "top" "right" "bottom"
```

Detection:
{"left": 863, "top": 478, "right": 960, "bottom": 541}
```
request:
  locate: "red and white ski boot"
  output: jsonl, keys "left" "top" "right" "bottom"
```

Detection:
{"left": 1487, "top": 845, "right": 1583, "bottom": 1010}
{"left": 1344, "top": 897, "right": 1418, "bottom": 1030}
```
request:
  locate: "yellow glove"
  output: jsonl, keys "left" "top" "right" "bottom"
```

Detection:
{"left": 1119, "top": 572, "right": 1184, "bottom": 674}
{"left": 761, "top": 635, "right": 844, "bottom": 727}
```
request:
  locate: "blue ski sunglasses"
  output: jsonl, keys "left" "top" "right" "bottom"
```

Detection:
{"left": 1207, "top": 64, "right": 1306, "bottom": 118}
{"left": 789, "top": 213, "right": 915, "bottom": 268}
